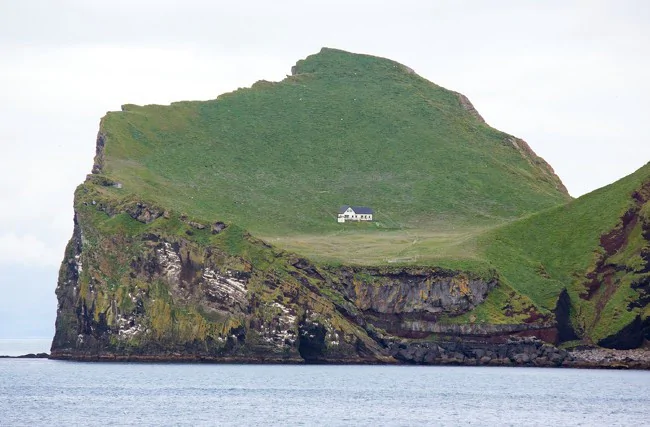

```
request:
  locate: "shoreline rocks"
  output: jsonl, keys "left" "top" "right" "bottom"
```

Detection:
{"left": 49, "top": 337, "right": 650, "bottom": 369}
{"left": 568, "top": 347, "right": 650, "bottom": 369}
{"left": 388, "top": 336, "right": 574, "bottom": 367}
{"left": 0, "top": 353, "right": 49, "bottom": 359}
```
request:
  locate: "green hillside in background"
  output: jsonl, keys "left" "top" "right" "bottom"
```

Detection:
{"left": 96, "top": 48, "right": 570, "bottom": 266}
{"left": 481, "top": 162, "right": 650, "bottom": 344}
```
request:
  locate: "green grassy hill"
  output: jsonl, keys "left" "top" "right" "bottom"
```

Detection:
{"left": 481, "top": 162, "right": 650, "bottom": 344}
{"left": 96, "top": 47, "right": 569, "bottom": 265}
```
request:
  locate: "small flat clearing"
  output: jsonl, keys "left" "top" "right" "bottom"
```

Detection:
{"left": 261, "top": 226, "right": 490, "bottom": 267}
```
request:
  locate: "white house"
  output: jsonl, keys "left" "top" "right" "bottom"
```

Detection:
{"left": 337, "top": 206, "right": 374, "bottom": 223}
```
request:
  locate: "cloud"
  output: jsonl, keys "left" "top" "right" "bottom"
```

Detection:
{"left": 0, "top": 265, "right": 56, "bottom": 338}
{"left": 0, "top": 233, "right": 62, "bottom": 267}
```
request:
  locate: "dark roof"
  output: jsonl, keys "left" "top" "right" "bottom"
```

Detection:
{"left": 338, "top": 205, "right": 374, "bottom": 214}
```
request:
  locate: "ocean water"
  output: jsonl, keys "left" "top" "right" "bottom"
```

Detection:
{"left": 1, "top": 357, "right": 649, "bottom": 426}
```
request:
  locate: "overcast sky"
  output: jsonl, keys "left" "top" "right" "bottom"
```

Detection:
{"left": 1, "top": 0, "right": 649, "bottom": 339}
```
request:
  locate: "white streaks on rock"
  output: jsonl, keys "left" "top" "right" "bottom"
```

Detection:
{"left": 261, "top": 302, "right": 297, "bottom": 347}
{"left": 74, "top": 254, "right": 83, "bottom": 274}
{"left": 202, "top": 268, "right": 247, "bottom": 307}
{"left": 155, "top": 242, "right": 181, "bottom": 283}
{"left": 307, "top": 312, "right": 340, "bottom": 346}
{"left": 116, "top": 315, "right": 144, "bottom": 339}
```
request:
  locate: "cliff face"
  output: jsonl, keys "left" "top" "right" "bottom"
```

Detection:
{"left": 51, "top": 179, "right": 568, "bottom": 365}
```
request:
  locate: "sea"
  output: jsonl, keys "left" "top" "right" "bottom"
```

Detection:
{"left": 1, "top": 340, "right": 649, "bottom": 426}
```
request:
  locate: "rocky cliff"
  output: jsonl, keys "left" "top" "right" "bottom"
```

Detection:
{"left": 51, "top": 176, "right": 575, "bottom": 365}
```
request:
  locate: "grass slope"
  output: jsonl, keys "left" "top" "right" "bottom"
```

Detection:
{"left": 97, "top": 48, "right": 569, "bottom": 265}
{"left": 482, "top": 162, "right": 650, "bottom": 341}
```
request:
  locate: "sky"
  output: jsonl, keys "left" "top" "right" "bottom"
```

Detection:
{"left": 1, "top": 0, "right": 649, "bottom": 339}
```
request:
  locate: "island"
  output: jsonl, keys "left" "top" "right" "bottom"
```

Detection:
{"left": 50, "top": 48, "right": 649, "bottom": 368}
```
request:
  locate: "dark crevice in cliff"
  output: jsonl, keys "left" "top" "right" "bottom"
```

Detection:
{"left": 298, "top": 321, "right": 327, "bottom": 363}
{"left": 629, "top": 276, "right": 650, "bottom": 309}
{"left": 598, "top": 316, "right": 650, "bottom": 350}
{"left": 554, "top": 289, "right": 579, "bottom": 343}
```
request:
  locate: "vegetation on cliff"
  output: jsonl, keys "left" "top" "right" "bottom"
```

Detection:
{"left": 482, "top": 162, "right": 650, "bottom": 346}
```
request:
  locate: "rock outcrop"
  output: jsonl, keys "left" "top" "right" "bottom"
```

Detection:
{"left": 454, "top": 92, "right": 486, "bottom": 124}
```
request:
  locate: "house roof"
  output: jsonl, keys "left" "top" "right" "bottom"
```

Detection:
{"left": 338, "top": 205, "right": 374, "bottom": 214}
